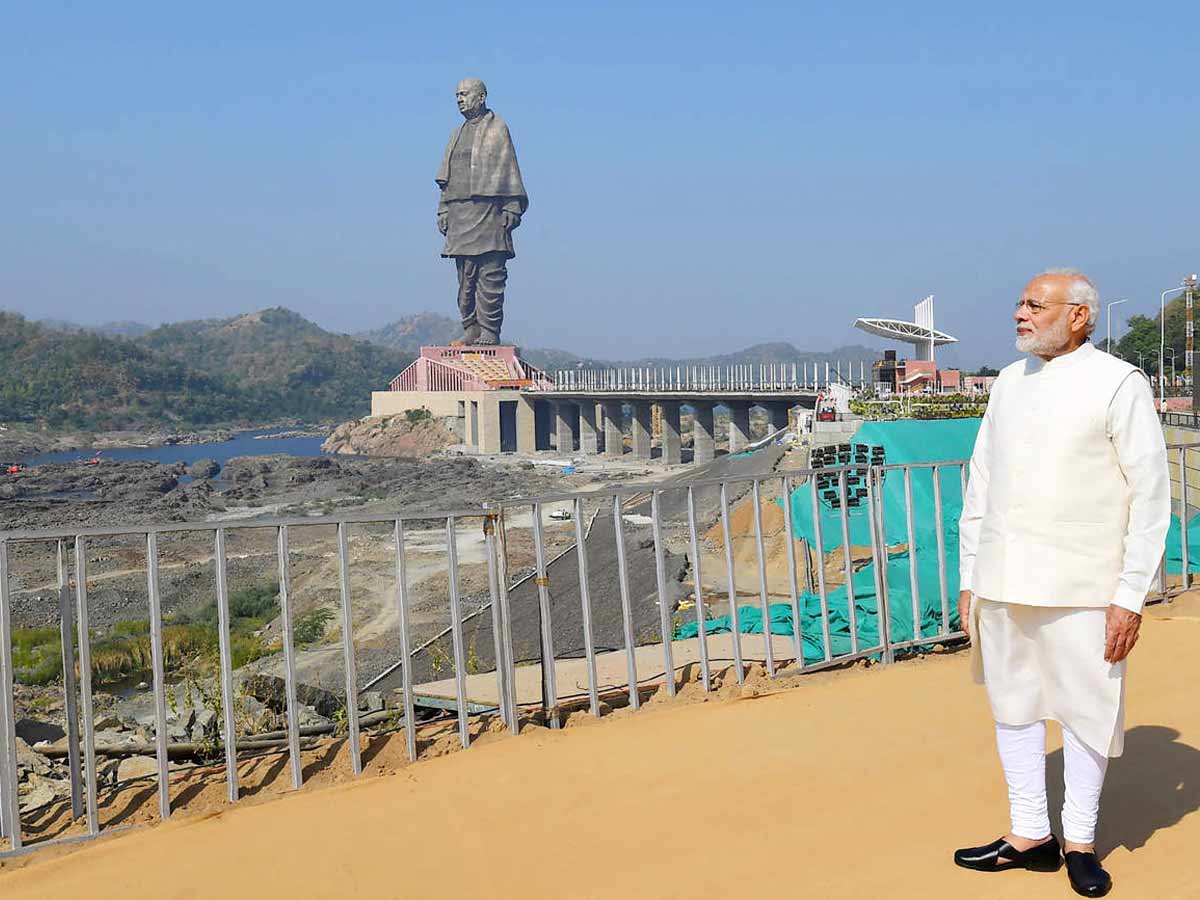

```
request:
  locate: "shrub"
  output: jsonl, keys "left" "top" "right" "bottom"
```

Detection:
{"left": 293, "top": 606, "right": 334, "bottom": 646}
{"left": 12, "top": 626, "right": 64, "bottom": 685}
{"left": 404, "top": 406, "right": 433, "bottom": 426}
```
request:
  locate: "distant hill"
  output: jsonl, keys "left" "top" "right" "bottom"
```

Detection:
{"left": 1, "top": 312, "right": 248, "bottom": 429}
{"left": 359, "top": 312, "right": 878, "bottom": 374}
{"left": 1, "top": 308, "right": 411, "bottom": 430}
{"left": 138, "top": 308, "right": 412, "bottom": 420}
{"left": 39, "top": 318, "right": 155, "bottom": 338}
{"left": 355, "top": 312, "right": 463, "bottom": 355}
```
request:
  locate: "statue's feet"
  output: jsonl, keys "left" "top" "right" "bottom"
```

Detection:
{"left": 474, "top": 329, "right": 499, "bottom": 346}
{"left": 462, "top": 324, "right": 481, "bottom": 344}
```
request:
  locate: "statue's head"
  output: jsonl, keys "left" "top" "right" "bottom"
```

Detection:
{"left": 455, "top": 78, "right": 488, "bottom": 119}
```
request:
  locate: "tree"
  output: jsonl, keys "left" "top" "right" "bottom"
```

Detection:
{"left": 1113, "top": 296, "right": 1187, "bottom": 375}
{"left": 972, "top": 365, "right": 1000, "bottom": 377}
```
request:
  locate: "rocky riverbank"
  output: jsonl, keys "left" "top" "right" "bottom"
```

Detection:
{"left": 0, "top": 420, "right": 337, "bottom": 464}
{"left": 321, "top": 414, "right": 458, "bottom": 457}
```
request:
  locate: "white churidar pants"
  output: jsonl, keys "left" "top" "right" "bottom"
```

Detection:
{"left": 996, "top": 721, "right": 1109, "bottom": 844}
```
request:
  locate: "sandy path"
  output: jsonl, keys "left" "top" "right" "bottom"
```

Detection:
{"left": 2, "top": 607, "right": 1197, "bottom": 898}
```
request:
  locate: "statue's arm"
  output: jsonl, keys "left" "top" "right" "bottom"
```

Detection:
{"left": 437, "top": 193, "right": 449, "bottom": 235}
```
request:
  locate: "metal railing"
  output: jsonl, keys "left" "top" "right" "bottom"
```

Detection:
{"left": 551, "top": 362, "right": 870, "bottom": 393}
{"left": 1162, "top": 411, "right": 1200, "bottom": 429}
{"left": 0, "top": 450, "right": 1188, "bottom": 857}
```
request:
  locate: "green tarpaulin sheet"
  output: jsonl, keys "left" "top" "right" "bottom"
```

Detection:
{"left": 676, "top": 417, "right": 1190, "bottom": 652}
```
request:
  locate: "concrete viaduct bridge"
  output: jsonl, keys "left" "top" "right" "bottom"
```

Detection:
{"left": 372, "top": 349, "right": 868, "bottom": 463}
{"left": 539, "top": 364, "right": 857, "bottom": 463}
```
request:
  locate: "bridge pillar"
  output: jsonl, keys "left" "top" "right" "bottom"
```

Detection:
{"left": 691, "top": 402, "right": 715, "bottom": 463}
{"left": 727, "top": 401, "right": 752, "bottom": 453}
{"left": 602, "top": 401, "right": 625, "bottom": 457}
{"left": 554, "top": 400, "right": 578, "bottom": 453}
{"left": 659, "top": 401, "right": 682, "bottom": 465}
{"left": 516, "top": 397, "right": 537, "bottom": 453}
{"left": 768, "top": 403, "right": 791, "bottom": 434}
{"left": 579, "top": 401, "right": 600, "bottom": 454}
{"left": 631, "top": 402, "right": 653, "bottom": 459}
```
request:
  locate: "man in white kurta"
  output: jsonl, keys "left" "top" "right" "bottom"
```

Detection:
{"left": 953, "top": 269, "right": 1170, "bottom": 897}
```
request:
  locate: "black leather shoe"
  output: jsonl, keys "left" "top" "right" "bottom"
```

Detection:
{"left": 954, "top": 835, "right": 1063, "bottom": 872}
{"left": 1065, "top": 851, "right": 1111, "bottom": 896}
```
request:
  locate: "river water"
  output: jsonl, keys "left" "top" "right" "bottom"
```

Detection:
{"left": 23, "top": 429, "right": 329, "bottom": 468}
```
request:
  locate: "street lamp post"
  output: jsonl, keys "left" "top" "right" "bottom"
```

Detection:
{"left": 1106, "top": 298, "right": 1129, "bottom": 354}
{"left": 1160, "top": 283, "right": 1190, "bottom": 408}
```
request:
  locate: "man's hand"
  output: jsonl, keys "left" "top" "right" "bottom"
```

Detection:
{"left": 957, "top": 589, "right": 972, "bottom": 641}
{"left": 1104, "top": 604, "right": 1141, "bottom": 663}
{"left": 437, "top": 213, "right": 449, "bottom": 236}
{"left": 501, "top": 210, "right": 521, "bottom": 231}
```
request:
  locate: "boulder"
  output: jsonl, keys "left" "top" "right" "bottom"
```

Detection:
{"left": 15, "top": 737, "right": 52, "bottom": 777}
{"left": 94, "top": 729, "right": 139, "bottom": 749}
{"left": 297, "top": 705, "right": 331, "bottom": 728}
{"left": 187, "top": 458, "right": 221, "bottom": 479}
{"left": 15, "top": 718, "right": 65, "bottom": 745}
{"left": 168, "top": 707, "right": 197, "bottom": 733}
{"left": 358, "top": 691, "right": 385, "bottom": 714}
{"left": 191, "top": 709, "right": 217, "bottom": 739}
{"left": 93, "top": 713, "right": 124, "bottom": 731}
{"left": 18, "top": 777, "right": 57, "bottom": 813}
{"left": 117, "top": 756, "right": 160, "bottom": 782}
{"left": 243, "top": 673, "right": 342, "bottom": 719}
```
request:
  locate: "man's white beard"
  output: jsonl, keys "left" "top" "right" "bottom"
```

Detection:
{"left": 1016, "top": 313, "right": 1071, "bottom": 355}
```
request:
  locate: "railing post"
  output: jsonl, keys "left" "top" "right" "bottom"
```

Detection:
{"left": 750, "top": 480, "right": 775, "bottom": 676}
{"left": 146, "top": 533, "right": 171, "bottom": 820}
{"left": 483, "top": 511, "right": 513, "bottom": 725}
{"left": 903, "top": 467, "right": 922, "bottom": 643}
{"left": 0, "top": 542, "right": 23, "bottom": 849}
{"left": 866, "top": 468, "right": 895, "bottom": 664}
{"left": 531, "top": 503, "right": 560, "bottom": 727}
{"left": 651, "top": 491, "right": 677, "bottom": 694}
{"left": 1180, "top": 446, "right": 1190, "bottom": 591}
{"left": 931, "top": 466, "right": 950, "bottom": 635}
{"left": 444, "top": 517, "right": 470, "bottom": 749}
{"left": 213, "top": 529, "right": 240, "bottom": 801}
{"left": 56, "top": 540, "right": 83, "bottom": 820}
{"left": 781, "top": 476, "right": 804, "bottom": 666}
{"left": 277, "top": 526, "right": 305, "bottom": 786}
{"left": 571, "top": 499, "right": 601, "bottom": 716}
{"left": 719, "top": 483, "right": 745, "bottom": 683}
{"left": 336, "top": 523, "right": 363, "bottom": 772}
{"left": 74, "top": 537, "right": 100, "bottom": 834}
{"left": 393, "top": 519, "right": 420, "bottom": 758}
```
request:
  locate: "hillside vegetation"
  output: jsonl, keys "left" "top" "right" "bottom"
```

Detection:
{"left": 0, "top": 308, "right": 411, "bottom": 430}
{"left": 140, "top": 308, "right": 412, "bottom": 419}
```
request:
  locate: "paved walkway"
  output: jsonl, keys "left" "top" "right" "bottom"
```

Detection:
{"left": 2, "top": 599, "right": 1197, "bottom": 899}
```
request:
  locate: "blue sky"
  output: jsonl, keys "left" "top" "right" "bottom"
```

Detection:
{"left": 3, "top": 2, "right": 1197, "bottom": 367}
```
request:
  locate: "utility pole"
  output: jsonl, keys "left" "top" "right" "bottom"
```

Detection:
{"left": 1187, "top": 274, "right": 1199, "bottom": 413}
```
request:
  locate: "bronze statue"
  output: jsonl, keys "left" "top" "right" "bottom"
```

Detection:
{"left": 436, "top": 78, "right": 528, "bottom": 345}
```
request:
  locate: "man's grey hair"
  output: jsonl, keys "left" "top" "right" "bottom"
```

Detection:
{"left": 1037, "top": 267, "right": 1099, "bottom": 336}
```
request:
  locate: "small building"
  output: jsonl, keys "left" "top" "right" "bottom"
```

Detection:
{"left": 372, "top": 345, "right": 555, "bottom": 453}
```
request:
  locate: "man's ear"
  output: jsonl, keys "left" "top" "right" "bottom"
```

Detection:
{"left": 1071, "top": 304, "right": 1091, "bottom": 336}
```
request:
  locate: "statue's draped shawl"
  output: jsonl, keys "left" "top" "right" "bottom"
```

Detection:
{"left": 436, "top": 110, "right": 528, "bottom": 214}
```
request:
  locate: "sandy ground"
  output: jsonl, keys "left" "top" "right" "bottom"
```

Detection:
{"left": 2, "top": 596, "right": 1197, "bottom": 899}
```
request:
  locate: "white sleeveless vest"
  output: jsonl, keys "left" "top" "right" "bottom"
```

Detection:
{"left": 971, "top": 341, "right": 1141, "bottom": 608}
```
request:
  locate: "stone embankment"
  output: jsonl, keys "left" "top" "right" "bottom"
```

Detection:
{"left": 322, "top": 415, "right": 457, "bottom": 458}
